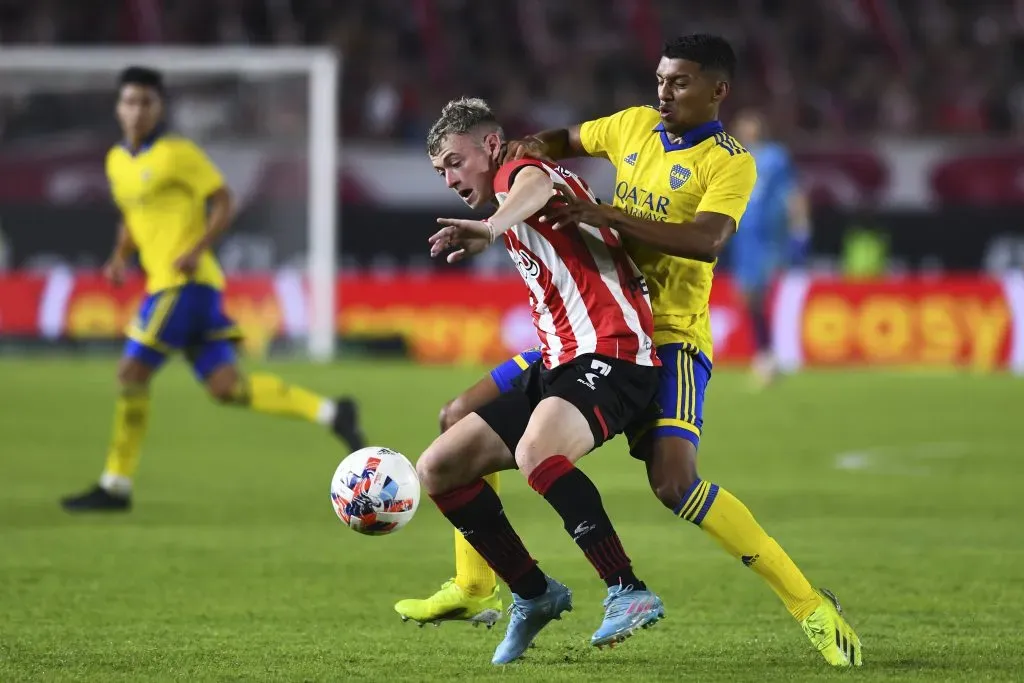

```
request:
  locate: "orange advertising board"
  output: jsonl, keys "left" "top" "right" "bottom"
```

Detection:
{"left": 2, "top": 270, "right": 1021, "bottom": 372}
{"left": 800, "top": 278, "right": 1014, "bottom": 370}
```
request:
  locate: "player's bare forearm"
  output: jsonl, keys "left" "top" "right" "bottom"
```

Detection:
{"left": 524, "top": 126, "right": 588, "bottom": 160}
{"left": 604, "top": 208, "right": 735, "bottom": 262}
{"left": 112, "top": 221, "right": 136, "bottom": 261}
{"left": 192, "top": 186, "right": 236, "bottom": 252}
{"left": 488, "top": 166, "right": 555, "bottom": 233}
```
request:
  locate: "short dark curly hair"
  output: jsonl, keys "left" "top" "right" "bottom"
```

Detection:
{"left": 663, "top": 34, "right": 736, "bottom": 81}
{"left": 118, "top": 65, "right": 165, "bottom": 95}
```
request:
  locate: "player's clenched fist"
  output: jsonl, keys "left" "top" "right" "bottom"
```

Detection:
{"left": 429, "top": 217, "right": 497, "bottom": 263}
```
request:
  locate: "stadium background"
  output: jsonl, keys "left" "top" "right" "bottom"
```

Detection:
{"left": 2, "top": 1, "right": 1023, "bottom": 681}
{"left": 2, "top": 0, "right": 1024, "bottom": 368}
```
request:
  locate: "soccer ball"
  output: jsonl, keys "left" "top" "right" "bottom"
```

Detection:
{"left": 330, "top": 447, "right": 420, "bottom": 535}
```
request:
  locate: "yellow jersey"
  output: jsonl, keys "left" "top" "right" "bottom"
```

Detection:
{"left": 106, "top": 133, "right": 227, "bottom": 293}
{"left": 579, "top": 106, "right": 756, "bottom": 360}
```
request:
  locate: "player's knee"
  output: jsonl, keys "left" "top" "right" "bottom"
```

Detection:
{"left": 647, "top": 440, "right": 700, "bottom": 510}
{"left": 651, "top": 476, "right": 696, "bottom": 510}
{"left": 512, "top": 439, "right": 539, "bottom": 475}
{"left": 117, "top": 358, "right": 152, "bottom": 388}
{"left": 513, "top": 434, "right": 568, "bottom": 478}
{"left": 416, "top": 443, "right": 459, "bottom": 495}
{"left": 208, "top": 383, "right": 235, "bottom": 404}
{"left": 205, "top": 367, "right": 241, "bottom": 404}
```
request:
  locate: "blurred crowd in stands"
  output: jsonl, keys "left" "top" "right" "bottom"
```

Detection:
{"left": 1, "top": 0, "right": 1023, "bottom": 145}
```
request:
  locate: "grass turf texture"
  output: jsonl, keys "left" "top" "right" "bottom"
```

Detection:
{"left": 1, "top": 358, "right": 1022, "bottom": 682}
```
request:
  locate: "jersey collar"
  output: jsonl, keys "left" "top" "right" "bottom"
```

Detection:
{"left": 653, "top": 120, "right": 724, "bottom": 153}
{"left": 120, "top": 124, "right": 165, "bottom": 156}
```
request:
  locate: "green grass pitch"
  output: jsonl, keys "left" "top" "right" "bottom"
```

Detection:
{"left": 1, "top": 358, "right": 1022, "bottom": 682}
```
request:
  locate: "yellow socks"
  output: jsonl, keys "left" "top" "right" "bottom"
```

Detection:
{"left": 98, "top": 373, "right": 329, "bottom": 494}
{"left": 676, "top": 479, "right": 822, "bottom": 622}
{"left": 454, "top": 472, "right": 499, "bottom": 596}
{"left": 100, "top": 383, "right": 150, "bottom": 493}
{"left": 233, "top": 372, "right": 331, "bottom": 424}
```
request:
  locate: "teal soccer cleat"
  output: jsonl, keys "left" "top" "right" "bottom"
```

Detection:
{"left": 491, "top": 577, "right": 572, "bottom": 665}
{"left": 590, "top": 583, "right": 664, "bottom": 648}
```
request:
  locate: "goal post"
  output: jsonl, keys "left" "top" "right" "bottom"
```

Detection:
{"left": 0, "top": 47, "right": 341, "bottom": 362}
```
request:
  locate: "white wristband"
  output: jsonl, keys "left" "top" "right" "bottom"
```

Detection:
{"left": 483, "top": 218, "right": 497, "bottom": 245}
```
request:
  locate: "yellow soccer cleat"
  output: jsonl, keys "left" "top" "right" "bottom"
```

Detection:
{"left": 395, "top": 579, "right": 503, "bottom": 628}
{"left": 801, "top": 588, "right": 863, "bottom": 667}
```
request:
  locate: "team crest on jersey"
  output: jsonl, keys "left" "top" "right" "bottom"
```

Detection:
{"left": 140, "top": 168, "right": 151, "bottom": 182}
{"left": 624, "top": 152, "right": 638, "bottom": 166}
{"left": 669, "top": 164, "right": 691, "bottom": 190}
{"left": 511, "top": 248, "right": 541, "bottom": 280}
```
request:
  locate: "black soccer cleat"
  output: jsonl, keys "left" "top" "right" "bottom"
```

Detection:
{"left": 61, "top": 485, "right": 131, "bottom": 513}
{"left": 331, "top": 397, "right": 367, "bottom": 452}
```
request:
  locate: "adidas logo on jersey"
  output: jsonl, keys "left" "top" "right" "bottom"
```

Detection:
{"left": 669, "top": 164, "right": 691, "bottom": 190}
{"left": 624, "top": 152, "right": 638, "bottom": 166}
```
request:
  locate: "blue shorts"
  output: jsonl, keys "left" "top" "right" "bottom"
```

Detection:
{"left": 624, "top": 343, "right": 712, "bottom": 454}
{"left": 488, "top": 343, "right": 711, "bottom": 456}
{"left": 124, "top": 283, "right": 243, "bottom": 379}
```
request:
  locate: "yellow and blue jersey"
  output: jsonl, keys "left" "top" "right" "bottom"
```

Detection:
{"left": 488, "top": 108, "right": 756, "bottom": 452}
{"left": 109, "top": 131, "right": 240, "bottom": 377}
{"left": 106, "top": 132, "right": 226, "bottom": 294}
{"left": 578, "top": 105, "right": 756, "bottom": 362}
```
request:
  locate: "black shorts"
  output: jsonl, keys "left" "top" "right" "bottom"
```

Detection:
{"left": 475, "top": 353, "right": 659, "bottom": 456}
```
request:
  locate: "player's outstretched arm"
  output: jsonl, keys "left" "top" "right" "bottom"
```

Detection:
{"left": 431, "top": 166, "right": 554, "bottom": 263}
{"left": 539, "top": 192, "right": 734, "bottom": 263}
{"left": 543, "top": 146, "right": 756, "bottom": 262}
{"left": 488, "top": 165, "right": 554, "bottom": 231}
{"left": 605, "top": 209, "right": 735, "bottom": 262}
{"left": 506, "top": 125, "right": 588, "bottom": 163}
{"left": 510, "top": 106, "right": 650, "bottom": 164}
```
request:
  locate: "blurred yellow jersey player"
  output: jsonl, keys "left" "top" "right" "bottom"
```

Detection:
{"left": 61, "top": 66, "right": 366, "bottom": 514}
{"left": 395, "top": 34, "right": 862, "bottom": 669}
{"left": 107, "top": 133, "right": 227, "bottom": 294}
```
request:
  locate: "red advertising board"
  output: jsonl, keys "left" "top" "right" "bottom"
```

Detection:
{"left": 1, "top": 270, "right": 1021, "bottom": 373}
{"left": 0, "top": 272, "right": 46, "bottom": 335}
{"left": 338, "top": 273, "right": 756, "bottom": 364}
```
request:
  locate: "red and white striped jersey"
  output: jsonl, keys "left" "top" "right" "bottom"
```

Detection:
{"left": 492, "top": 159, "right": 658, "bottom": 369}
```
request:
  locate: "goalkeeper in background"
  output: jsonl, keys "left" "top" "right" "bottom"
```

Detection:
{"left": 61, "top": 66, "right": 366, "bottom": 512}
{"left": 724, "top": 109, "right": 812, "bottom": 388}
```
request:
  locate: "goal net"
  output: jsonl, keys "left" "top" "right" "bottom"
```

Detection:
{"left": 0, "top": 48, "right": 340, "bottom": 361}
